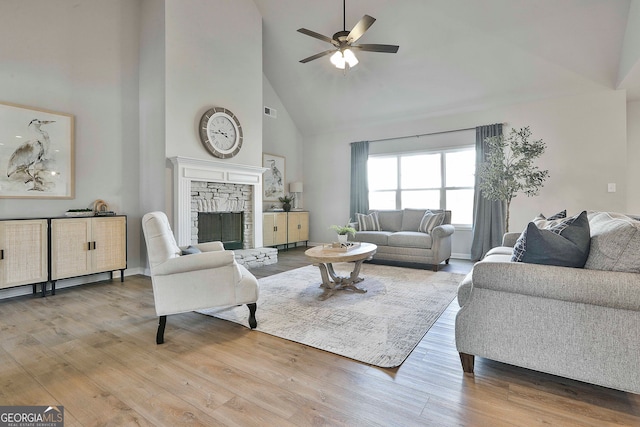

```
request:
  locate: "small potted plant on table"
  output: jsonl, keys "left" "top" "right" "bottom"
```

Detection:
{"left": 329, "top": 221, "right": 357, "bottom": 245}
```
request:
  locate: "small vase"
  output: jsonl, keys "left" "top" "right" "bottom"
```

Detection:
{"left": 283, "top": 203, "right": 291, "bottom": 212}
{"left": 337, "top": 234, "right": 348, "bottom": 244}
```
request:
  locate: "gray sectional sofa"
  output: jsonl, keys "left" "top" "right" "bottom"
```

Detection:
{"left": 350, "top": 209, "right": 454, "bottom": 270}
{"left": 456, "top": 211, "right": 640, "bottom": 394}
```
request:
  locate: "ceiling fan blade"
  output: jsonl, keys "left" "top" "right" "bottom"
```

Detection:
{"left": 297, "top": 28, "right": 339, "bottom": 47}
{"left": 352, "top": 44, "right": 400, "bottom": 53}
{"left": 347, "top": 15, "right": 376, "bottom": 44}
{"left": 299, "top": 49, "right": 336, "bottom": 63}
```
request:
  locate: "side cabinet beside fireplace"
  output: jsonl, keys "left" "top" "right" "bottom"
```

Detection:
{"left": 287, "top": 211, "right": 309, "bottom": 248}
{"left": 263, "top": 212, "right": 288, "bottom": 247}
{"left": 50, "top": 215, "right": 127, "bottom": 294}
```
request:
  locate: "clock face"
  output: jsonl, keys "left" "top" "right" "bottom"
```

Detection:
{"left": 199, "top": 107, "right": 243, "bottom": 159}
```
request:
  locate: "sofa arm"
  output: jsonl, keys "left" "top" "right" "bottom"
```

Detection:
{"left": 152, "top": 250, "right": 236, "bottom": 276}
{"left": 502, "top": 232, "right": 521, "bottom": 247}
{"left": 431, "top": 224, "right": 455, "bottom": 238}
{"left": 471, "top": 261, "right": 640, "bottom": 311}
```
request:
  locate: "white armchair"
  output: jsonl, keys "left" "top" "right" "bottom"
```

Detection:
{"left": 142, "top": 211, "right": 259, "bottom": 344}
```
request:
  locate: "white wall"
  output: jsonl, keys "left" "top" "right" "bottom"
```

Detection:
{"left": 262, "top": 75, "right": 304, "bottom": 211}
{"left": 304, "top": 90, "right": 629, "bottom": 255}
{"left": 628, "top": 100, "right": 640, "bottom": 213}
{"left": 0, "top": 0, "right": 143, "bottom": 267}
{"left": 164, "top": 0, "right": 262, "bottom": 168}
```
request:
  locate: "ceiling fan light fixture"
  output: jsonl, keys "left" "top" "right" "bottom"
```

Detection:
{"left": 330, "top": 49, "right": 358, "bottom": 69}
{"left": 343, "top": 48, "right": 359, "bottom": 67}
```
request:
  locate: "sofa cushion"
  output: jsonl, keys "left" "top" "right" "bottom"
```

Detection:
{"left": 376, "top": 210, "right": 403, "bottom": 232}
{"left": 356, "top": 212, "right": 381, "bottom": 231}
{"left": 351, "top": 231, "right": 391, "bottom": 246}
{"left": 401, "top": 209, "right": 427, "bottom": 231}
{"left": 387, "top": 231, "right": 433, "bottom": 249}
{"left": 585, "top": 211, "right": 640, "bottom": 273}
{"left": 519, "top": 211, "right": 591, "bottom": 268}
{"left": 418, "top": 210, "right": 445, "bottom": 233}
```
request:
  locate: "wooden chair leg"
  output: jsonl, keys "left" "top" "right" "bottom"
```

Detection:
{"left": 156, "top": 315, "right": 167, "bottom": 344}
{"left": 247, "top": 303, "right": 257, "bottom": 329}
{"left": 459, "top": 352, "right": 475, "bottom": 374}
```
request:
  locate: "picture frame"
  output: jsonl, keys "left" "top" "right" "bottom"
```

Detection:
{"left": 0, "top": 102, "right": 75, "bottom": 199}
{"left": 262, "top": 153, "right": 285, "bottom": 201}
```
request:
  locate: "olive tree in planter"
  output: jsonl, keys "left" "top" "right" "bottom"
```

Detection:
{"left": 477, "top": 126, "right": 549, "bottom": 232}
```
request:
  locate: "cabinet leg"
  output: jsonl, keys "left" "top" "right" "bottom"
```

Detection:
{"left": 41, "top": 282, "right": 46, "bottom": 298}
{"left": 120, "top": 269, "right": 125, "bottom": 282}
{"left": 51, "top": 281, "right": 56, "bottom": 296}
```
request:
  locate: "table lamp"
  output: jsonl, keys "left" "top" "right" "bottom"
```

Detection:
{"left": 289, "top": 182, "right": 303, "bottom": 210}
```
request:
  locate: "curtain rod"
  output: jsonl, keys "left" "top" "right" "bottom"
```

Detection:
{"left": 368, "top": 123, "right": 506, "bottom": 144}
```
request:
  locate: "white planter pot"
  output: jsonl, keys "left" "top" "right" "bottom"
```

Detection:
{"left": 337, "top": 234, "right": 348, "bottom": 244}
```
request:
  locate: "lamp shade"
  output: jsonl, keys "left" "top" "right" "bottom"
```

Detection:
{"left": 289, "top": 182, "right": 303, "bottom": 193}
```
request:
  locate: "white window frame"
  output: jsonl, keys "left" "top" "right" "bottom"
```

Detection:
{"left": 368, "top": 146, "right": 475, "bottom": 227}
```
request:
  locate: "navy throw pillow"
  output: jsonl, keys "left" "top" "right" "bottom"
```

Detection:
{"left": 520, "top": 210, "right": 591, "bottom": 268}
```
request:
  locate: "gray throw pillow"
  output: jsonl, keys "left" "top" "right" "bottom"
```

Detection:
{"left": 519, "top": 210, "right": 591, "bottom": 268}
{"left": 181, "top": 245, "right": 202, "bottom": 255}
{"left": 418, "top": 210, "right": 445, "bottom": 233}
{"left": 512, "top": 209, "right": 568, "bottom": 262}
{"left": 356, "top": 212, "right": 380, "bottom": 231}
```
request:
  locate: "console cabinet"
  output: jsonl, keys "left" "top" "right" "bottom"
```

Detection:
{"left": 263, "top": 211, "right": 309, "bottom": 248}
{"left": 263, "top": 212, "right": 287, "bottom": 247}
{"left": 287, "top": 211, "right": 309, "bottom": 247}
{"left": 0, "top": 216, "right": 126, "bottom": 298}
{"left": 0, "top": 219, "right": 48, "bottom": 292}
{"left": 50, "top": 216, "right": 127, "bottom": 293}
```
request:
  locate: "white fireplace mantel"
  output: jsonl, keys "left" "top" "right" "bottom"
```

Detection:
{"left": 169, "top": 156, "right": 267, "bottom": 247}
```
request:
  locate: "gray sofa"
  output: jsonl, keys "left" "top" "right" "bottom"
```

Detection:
{"left": 456, "top": 211, "right": 640, "bottom": 394}
{"left": 350, "top": 209, "right": 454, "bottom": 271}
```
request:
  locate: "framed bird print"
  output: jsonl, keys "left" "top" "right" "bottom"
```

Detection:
{"left": 262, "top": 153, "right": 285, "bottom": 202}
{"left": 0, "top": 102, "right": 75, "bottom": 199}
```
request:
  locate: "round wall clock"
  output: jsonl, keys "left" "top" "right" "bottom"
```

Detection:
{"left": 198, "top": 107, "right": 243, "bottom": 159}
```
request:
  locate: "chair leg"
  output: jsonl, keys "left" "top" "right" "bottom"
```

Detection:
{"left": 247, "top": 303, "right": 257, "bottom": 329}
{"left": 156, "top": 315, "right": 167, "bottom": 344}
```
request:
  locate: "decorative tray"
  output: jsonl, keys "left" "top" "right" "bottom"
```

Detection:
{"left": 65, "top": 211, "right": 95, "bottom": 217}
{"left": 322, "top": 242, "right": 361, "bottom": 252}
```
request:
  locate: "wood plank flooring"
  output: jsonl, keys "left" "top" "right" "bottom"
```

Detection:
{"left": 1, "top": 246, "right": 639, "bottom": 426}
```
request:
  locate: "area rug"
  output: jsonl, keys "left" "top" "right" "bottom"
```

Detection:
{"left": 198, "top": 263, "right": 464, "bottom": 368}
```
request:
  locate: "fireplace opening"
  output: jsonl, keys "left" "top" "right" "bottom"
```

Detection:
{"left": 198, "top": 212, "right": 244, "bottom": 250}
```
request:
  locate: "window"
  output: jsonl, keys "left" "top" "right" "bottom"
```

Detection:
{"left": 368, "top": 147, "right": 475, "bottom": 225}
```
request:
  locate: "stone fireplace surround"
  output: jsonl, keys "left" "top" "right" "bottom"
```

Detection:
{"left": 170, "top": 156, "right": 266, "bottom": 248}
{"left": 170, "top": 157, "right": 277, "bottom": 268}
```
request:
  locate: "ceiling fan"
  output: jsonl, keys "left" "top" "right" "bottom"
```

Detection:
{"left": 297, "top": 0, "right": 399, "bottom": 70}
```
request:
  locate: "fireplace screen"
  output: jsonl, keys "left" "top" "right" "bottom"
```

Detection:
{"left": 198, "top": 212, "right": 244, "bottom": 250}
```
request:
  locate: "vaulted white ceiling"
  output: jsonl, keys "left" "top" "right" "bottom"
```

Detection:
{"left": 253, "top": 0, "right": 638, "bottom": 136}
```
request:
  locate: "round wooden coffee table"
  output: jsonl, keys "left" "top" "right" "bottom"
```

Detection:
{"left": 304, "top": 243, "right": 377, "bottom": 300}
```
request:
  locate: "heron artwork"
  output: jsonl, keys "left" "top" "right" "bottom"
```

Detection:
{"left": 264, "top": 159, "right": 283, "bottom": 198}
{"left": 6, "top": 119, "right": 55, "bottom": 191}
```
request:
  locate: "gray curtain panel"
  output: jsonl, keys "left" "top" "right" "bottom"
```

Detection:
{"left": 350, "top": 141, "right": 369, "bottom": 220}
{"left": 471, "top": 124, "right": 506, "bottom": 261}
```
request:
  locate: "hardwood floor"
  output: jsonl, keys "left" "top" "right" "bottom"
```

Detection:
{"left": 1, "top": 247, "right": 638, "bottom": 426}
